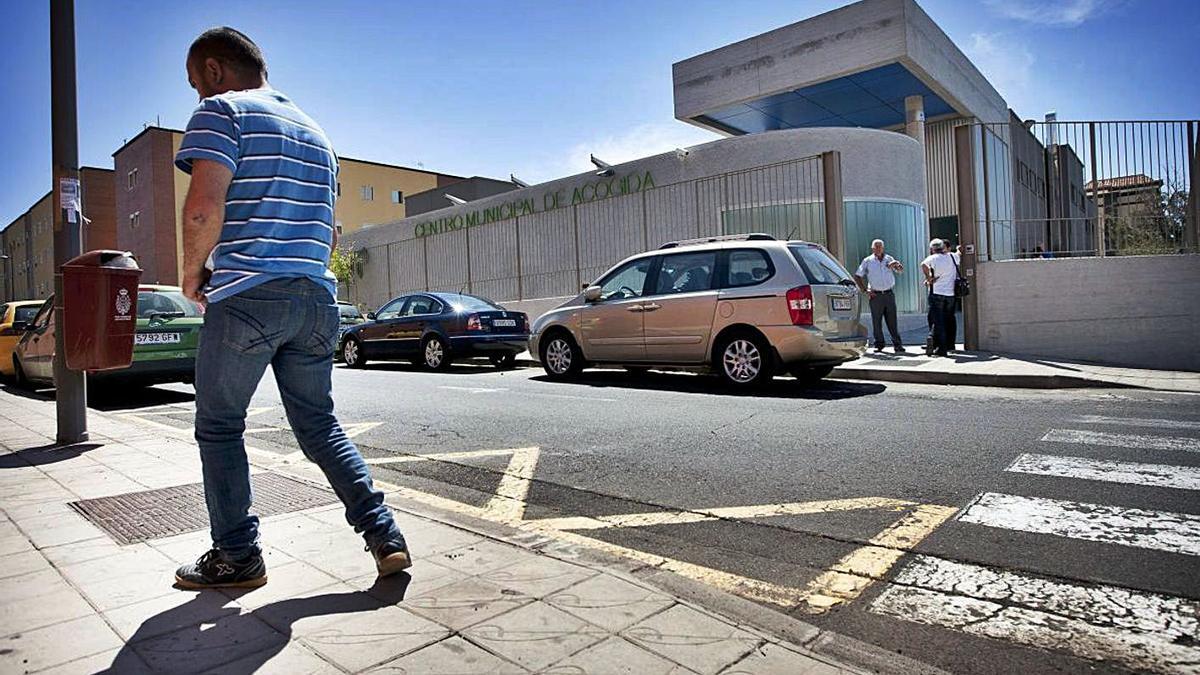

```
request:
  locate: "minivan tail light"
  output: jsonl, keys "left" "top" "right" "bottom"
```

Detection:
{"left": 786, "top": 286, "right": 814, "bottom": 326}
{"left": 466, "top": 314, "right": 482, "bottom": 331}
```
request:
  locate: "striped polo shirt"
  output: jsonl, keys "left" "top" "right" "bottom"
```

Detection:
{"left": 174, "top": 88, "right": 338, "bottom": 303}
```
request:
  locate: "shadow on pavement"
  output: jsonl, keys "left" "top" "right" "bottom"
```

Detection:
{"left": 347, "top": 361, "right": 509, "bottom": 375}
{"left": 534, "top": 370, "right": 886, "bottom": 399}
{"left": 0, "top": 442, "right": 102, "bottom": 469}
{"left": 102, "top": 574, "right": 411, "bottom": 674}
{"left": 87, "top": 385, "right": 196, "bottom": 412}
{"left": 0, "top": 381, "right": 53, "bottom": 401}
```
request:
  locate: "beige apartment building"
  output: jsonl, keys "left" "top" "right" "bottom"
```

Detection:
{"left": 1, "top": 167, "right": 116, "bottom": 303}
{"left": 112, "top": 126, "right": 462, "bottom": 285}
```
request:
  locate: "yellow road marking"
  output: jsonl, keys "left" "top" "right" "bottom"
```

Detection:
{"left": 530, "top": 497, "right": 915, "bottom": 531}
{"left": 794, "top": 504, "right": 958, "bottom": 613}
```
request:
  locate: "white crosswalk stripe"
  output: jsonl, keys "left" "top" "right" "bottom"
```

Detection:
{"left": 1075, "top": 414, "right": 1200, "bottom": 431}
{"left": 876, "top": 416, "right": 1200, "bottom": 671}
{"left": 870, "top": 555, "right": 1200, "bottom": 674}
{"left": 958, "top": 492, "right": 1200, "bottom": 556}
{"left": 1042, "top": 428, "right": 1200, "bottom": 453}
{"left": 1007, "top": 453, "right": 1200, "bottom": 491}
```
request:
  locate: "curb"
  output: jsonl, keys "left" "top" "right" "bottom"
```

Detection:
{"left": 829, "top": 366, "right": 1133, "bottom": 389}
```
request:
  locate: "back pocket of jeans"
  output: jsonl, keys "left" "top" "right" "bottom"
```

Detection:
{"left": 222, "top": 298, "right": 288, "bottom": 355}
{"left": 305, "top": 304, "right": 339, "bottom": 356}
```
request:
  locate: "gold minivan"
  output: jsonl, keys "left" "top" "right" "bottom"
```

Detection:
{"left": 529, "top": 234, "right": 868, "bottom": 387}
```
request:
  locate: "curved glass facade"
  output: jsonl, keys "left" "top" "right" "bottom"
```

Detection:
{"left": 843, "top": 200, "right": 928, "bottom": 313}
{"left": 721, "top": 199, "right": 928, "bottom": 313}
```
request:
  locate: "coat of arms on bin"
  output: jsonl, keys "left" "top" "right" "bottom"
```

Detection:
{"left": 115, "top": 288, "right": 133, "bottom": 320}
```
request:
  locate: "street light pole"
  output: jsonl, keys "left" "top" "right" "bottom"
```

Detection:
{"left": 50, "top": 0, "right": 87, "bottom": 444}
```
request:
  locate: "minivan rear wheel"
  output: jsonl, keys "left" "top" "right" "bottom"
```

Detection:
{"left": 541, "top": 333, "right": 583, "bottom": 379}
{"left": 716, "top": 332, "right": 773, "bottom": 388}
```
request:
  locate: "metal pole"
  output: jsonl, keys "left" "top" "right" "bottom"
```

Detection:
{"left": 1187, "top": 121, "right": 1198, "bottom": 252}
{"left": 1088, "top": 122, "right": 1103, "bottom": 257}
{"left": 51, "top": 0, "right": 87, "bottom": 444}
{"left": 820, "top": 151, "right": 844, "bottom": 261}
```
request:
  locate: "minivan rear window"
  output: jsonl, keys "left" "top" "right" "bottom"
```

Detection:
{"left": 789, "top": 245, "right": 853, "bottom": 285}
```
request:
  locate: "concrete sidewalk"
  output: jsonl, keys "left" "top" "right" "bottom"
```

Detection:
{"left": 0, "top": 390, "right": 883, "bottom": 675}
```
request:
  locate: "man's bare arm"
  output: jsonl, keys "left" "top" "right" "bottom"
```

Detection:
{"left": 181, "top": 159, "right": 234, "bottom": 302}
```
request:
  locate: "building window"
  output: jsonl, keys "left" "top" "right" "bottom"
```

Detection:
{"left": 336, "top": 182, "right": 341, "bottom": 197}
{"left": 391, "top": 190, "right": 403, "bottom": 204}
{"left": 129, "top": 211, "right": 140, "bottom": 229}
{"left": 360, "top": 185, "right": 374, "bottom": 201}
{"left": 127, "top": 168, "right": 138, "bottom": 190}
{"left": 335, "top": 221, "right": 343, "bottom": 235}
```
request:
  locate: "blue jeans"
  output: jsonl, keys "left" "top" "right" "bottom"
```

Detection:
{"left": 194, "top": 278, "right": 403, "bottom": 559}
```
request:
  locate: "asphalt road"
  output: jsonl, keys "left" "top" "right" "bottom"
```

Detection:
{"left": 113, "top": 360, "right": 1199, "bottom": 674}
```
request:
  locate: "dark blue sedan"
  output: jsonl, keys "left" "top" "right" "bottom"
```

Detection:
{"left": 340, "top": 292, "right": 529, "bottom": 370}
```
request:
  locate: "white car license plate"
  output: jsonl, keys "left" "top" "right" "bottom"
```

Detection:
{"left": 831, "top": 297, "right": 854, "bottom": 311}
{"left": 136, "top": 332, "right": 181, "bottom": 345}
{"left": 493, "top": 319, "right": 517, "bottom": 328}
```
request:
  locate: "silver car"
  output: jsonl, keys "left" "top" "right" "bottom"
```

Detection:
{"left": 529, "top": 234, "right": 867, "bottom": 387}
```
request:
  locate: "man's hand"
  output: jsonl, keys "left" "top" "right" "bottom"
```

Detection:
{"left": 889, "top": 260, "right": 904, "bottom": 273}
{"left": 182, "top": 269, "right": 211, "bottom": 305}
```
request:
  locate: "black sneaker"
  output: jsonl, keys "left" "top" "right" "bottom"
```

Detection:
{"left": 370, "top": 539, "right": 412, "bottom": 577}
{"left": 894, "top": 345, "right": 907, "bottom": 353}
{"left": 175, "top": 549, "right": 267, "bottom": 590}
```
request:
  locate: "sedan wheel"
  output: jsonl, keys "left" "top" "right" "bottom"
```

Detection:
{"left": 719, "top": 334, "right": 772, "bottom": 388}
{"left": 423, "top": 336, "right": 451, "bottom": 371}
{"left": 12, "top": 357, "right": 30, "bottom": 389}
{"left": 342, "top": 337, "right": 366, "bottom": 368}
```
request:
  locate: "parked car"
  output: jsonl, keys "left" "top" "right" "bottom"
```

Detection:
{"left": 528, "top": 234, "right": 867, "bottom": 387}
{"left": 12, "top": 285, "right": 204, "bottom": 389}
{"left": 340, "top": 292, "right": 528, "bottom": 371}
{"left": 333, "top": 301, "right": 366, "bottom": 362}
{"left": 0, "top": 300, "right": 46, "bottom": 378}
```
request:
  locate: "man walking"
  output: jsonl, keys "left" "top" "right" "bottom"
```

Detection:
{"left": 854, "top": 239, "right": 905, "bottom": 353}
{"left": 920, "top": 238, "right": 958, "bottom": 357}
{"left": 172, "top": 27, "right": 409, "bottom": 589}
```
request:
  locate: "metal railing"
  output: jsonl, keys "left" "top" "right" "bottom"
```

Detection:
{"left": 964, "top": 120, "right": 1198, "bottom": 261}
{"left": 344, "top": 154, "right": 830, "bottom": 309}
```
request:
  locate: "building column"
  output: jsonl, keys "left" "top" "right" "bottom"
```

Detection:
{"left": 904, "top": 95, "right": 926, "bottom": 148}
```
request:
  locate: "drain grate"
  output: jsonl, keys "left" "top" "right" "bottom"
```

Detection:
{"left": 69, "top": 472, "right": 339, "bottom": 544}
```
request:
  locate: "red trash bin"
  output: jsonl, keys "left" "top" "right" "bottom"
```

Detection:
{"left": 62, "top": 250, "right": 143, "bottom": 371}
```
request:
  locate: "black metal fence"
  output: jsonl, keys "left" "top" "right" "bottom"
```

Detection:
{"left": 965, "top": 120, "right": 1198, "bottom": 260}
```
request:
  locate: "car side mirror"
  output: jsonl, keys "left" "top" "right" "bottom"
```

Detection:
{"left": 584, "top": 286, "right": 603, "bottom": 302}
{"left": 11, "top": 320, "right": 28, "bottom": 333}
{"left": 366, "top": 312, "right": 376, "bottom": 320}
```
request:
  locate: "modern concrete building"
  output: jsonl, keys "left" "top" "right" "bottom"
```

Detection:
{"left": 111, "top": 126, "right": 464, "bottom": 285}
{"left": 345, "top": 127, "right": 929, "bottom": 313}
{"left": 0, "top": 168, "right": 116, "bottom": 303}
{"left": 672, "top": 0, "right": 1015, "bottom": 260}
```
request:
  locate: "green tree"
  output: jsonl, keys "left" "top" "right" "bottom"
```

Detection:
{"left": 328, "top": 246, "right": 362, "bottom": 303}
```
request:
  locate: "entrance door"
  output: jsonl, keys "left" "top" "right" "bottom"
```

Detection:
{"left": 642, "top": 250, "right": 719, "bottom": 363}
{"left": 580, "top": 257, "right": 652, "bottom": 362}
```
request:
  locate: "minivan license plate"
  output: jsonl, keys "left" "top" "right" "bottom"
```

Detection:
{"left": 136, "top": 332, "right": 181, "bottom": 345}
{"left": 831, "top": 297, "right": 853, "bottom": 311}
{"left": 493, "top": 319, "right": 517, "bottom": 328}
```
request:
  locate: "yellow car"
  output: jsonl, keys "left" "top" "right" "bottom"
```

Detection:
{"left": 0, "top": 300, "right": 45, "bottom": 378}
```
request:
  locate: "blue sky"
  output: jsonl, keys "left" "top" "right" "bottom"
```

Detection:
{"left": 1, "top": 0, "right": 1197, "bottom": 226}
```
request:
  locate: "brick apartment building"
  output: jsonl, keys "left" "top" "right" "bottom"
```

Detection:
{"left": 1, "top": 167, "right": 115, "bottom": 302}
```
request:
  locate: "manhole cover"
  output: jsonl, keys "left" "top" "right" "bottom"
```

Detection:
{"left": 69, "top": 473, "right": 339, "bottom": 544}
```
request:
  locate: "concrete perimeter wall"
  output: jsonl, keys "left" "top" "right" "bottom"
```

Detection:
{"left": 977, "top": 255, "right": 1200, "bottom": 371}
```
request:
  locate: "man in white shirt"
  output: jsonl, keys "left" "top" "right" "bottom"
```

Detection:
{"left": 920, "top": 238, "right": 958, "bottom": 357}
{"left": 854, "top": 239, "right": 905, "bottom": 353}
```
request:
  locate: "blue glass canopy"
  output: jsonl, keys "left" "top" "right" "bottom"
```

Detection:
{"left": 697, "top": 62, "right": 956, "bottom": 134}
